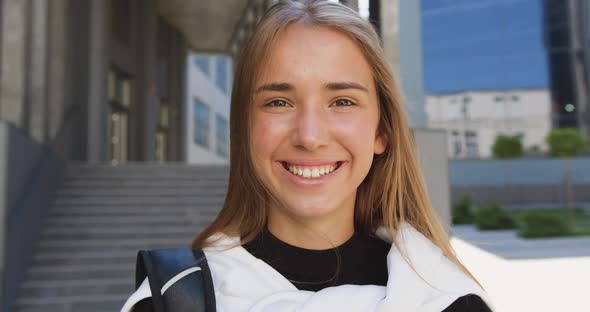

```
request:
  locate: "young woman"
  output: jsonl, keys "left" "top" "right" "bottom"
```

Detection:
{"left": 125, "top": 1, "right": 494, "bottom": 311}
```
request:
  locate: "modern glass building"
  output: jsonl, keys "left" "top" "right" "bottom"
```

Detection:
{"left": 543, "top": 0, "right": 590, "bottom": 134}
{"left": 422, "top": 0, "right": 550, "bottom": 94}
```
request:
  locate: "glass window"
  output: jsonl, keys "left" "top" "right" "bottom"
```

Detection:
{"left": 194, "top": 99, "right": 210, "bottom": 147}
{"left": 215, "top": 57, "right": 228, "bottom": 93}
{"left": 465, "top": 130, "right": 479, "bottom": 158}
{"left": 216, "top": 114, "right": 229, "bottom": 157}
{"left": 194, "top": 55, "right": 210, "bottom": 75}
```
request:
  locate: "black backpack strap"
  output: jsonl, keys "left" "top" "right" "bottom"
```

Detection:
{"left": 131, "top": 248, "right": 216, "bottom": 312}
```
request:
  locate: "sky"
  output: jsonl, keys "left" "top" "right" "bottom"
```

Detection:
{"left": 421, "top": 0, "right": 549, "bottom": 94}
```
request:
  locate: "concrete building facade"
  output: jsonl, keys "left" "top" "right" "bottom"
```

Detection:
{"left": 0, "top": 0, "right": 189, "bottom": 164}
{"left": 186, "top": 54, "right": 232, "bottom": 164}
{"left": 426, "top": 89, "right": 552, "bottom": 158}
{"left": 0, "top": 1, "right": 271, "bottom": 310}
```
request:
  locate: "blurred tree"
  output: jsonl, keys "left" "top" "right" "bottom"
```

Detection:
{"left": 545, "top": 128, "right": 588, "bottom": 226}
{"left": 491, "top": 135, "right": 523, "bottom": 158}
{"left": 452, "top": 195, "right": 474, "bottom": 225}
{"left": 545, "top": 128, "right": 589, "bottom": 157}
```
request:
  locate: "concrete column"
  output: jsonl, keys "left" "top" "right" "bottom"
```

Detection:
{"left": 140, "top": 0, "right": 158, "bottom": 161}
{"left": 0, "top": 0, "right": 29, "bottom": 128}
{"left": 413, "top": 129, "right": 452, "bottom": 229}
{"left": 87, "top": 0, "right": 108, "bottom": 162}
{"left": 169, "top": 31, "right": 187, "bottom": 162}
{"left": 380, "top": 0, "right": 400, "bottom": 76}
{"left": 27, "top": 0, "right": 48, "bottom": 143}
{"left": 46, "top": 0, "right": 67, "bottom": 142}
{"left": 398, "top": 0, "right": 427, "bottom": 128}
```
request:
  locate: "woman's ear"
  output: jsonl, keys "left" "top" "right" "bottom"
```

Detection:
{"left": 374, "top": 133, "right": 387, "bottom": 155}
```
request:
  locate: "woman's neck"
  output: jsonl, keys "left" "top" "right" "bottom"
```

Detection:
{"left": 267, "top": 207, "right": 355, "bottom": 250}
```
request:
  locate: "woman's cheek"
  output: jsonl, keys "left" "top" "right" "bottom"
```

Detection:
{"left": 251, "top": 114, "right": 289, "bottom": 153}
{"left": 332, "top": 113, "right": 378, "bottom": 151}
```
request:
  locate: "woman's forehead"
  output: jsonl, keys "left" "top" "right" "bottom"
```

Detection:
{"left": 256, "top": 23, "right": 374, "bottom": 90}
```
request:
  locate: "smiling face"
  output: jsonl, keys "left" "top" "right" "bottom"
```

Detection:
{"left": 250, "top": 23, "right": 386, "bottom": 230}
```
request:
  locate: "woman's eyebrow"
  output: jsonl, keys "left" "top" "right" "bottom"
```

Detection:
{"left": 255, "top": 83, "right": 293, "bottom": 94}
{"left": 324, "top": 81, "right": 368, "bottom": 93}
{"left": 255, "top": 81, "right": 368, "bottom": 94}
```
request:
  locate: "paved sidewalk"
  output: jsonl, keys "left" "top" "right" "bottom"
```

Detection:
{"left": 451, "top": 226, "right": 590, "bottom": 312}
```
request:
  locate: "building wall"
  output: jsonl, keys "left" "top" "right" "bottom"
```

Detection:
{"left": 0, "top": 0, "right": 74, "bottom": 159}
{"left": 426, "top": 89, "right": 552, "bottom": 158}
{"left": 449, "top": 157, "right": 590, "bottom": 208}
{"left": 0, "top": 122, "right": 65, "bottom": 312}
{"left": 185, "top": 54, "right": 232, "bottom": 164}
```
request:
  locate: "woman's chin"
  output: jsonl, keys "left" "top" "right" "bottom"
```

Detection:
{"left": 281, "top": 201, "right": 344, "bottom": 220}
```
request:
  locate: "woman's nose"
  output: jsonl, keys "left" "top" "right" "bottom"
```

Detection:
{"left": 291, "top": 106, "right": 329, "bottom": 151}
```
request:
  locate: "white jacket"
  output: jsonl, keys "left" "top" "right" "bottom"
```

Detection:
{"left": 122, "top": 222, "right": 495, "bottom": 311}
{"left": 203, "top": 222, "right": 495, "bottom": 311}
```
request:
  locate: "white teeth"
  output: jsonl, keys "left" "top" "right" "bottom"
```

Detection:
{"left": 286, "top": 163, "right": 339, "bottom": 179}
{"left": 302, "top": 168, "right": 311, "bottom": 178}
{"left": 311, "top": 168, "right": 320, "bottom": 178}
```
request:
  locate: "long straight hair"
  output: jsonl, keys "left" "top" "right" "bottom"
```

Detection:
{"left": 192, "top": 0, "right": 480, "bottom": 285}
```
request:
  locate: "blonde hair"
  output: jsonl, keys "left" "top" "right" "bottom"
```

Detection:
{"left": 192, "top": 0, "right": 480, "bottom": 286}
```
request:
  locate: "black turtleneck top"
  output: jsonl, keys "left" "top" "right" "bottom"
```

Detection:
{"left": 243, "top": 228, "right": 492, "bottom": 312}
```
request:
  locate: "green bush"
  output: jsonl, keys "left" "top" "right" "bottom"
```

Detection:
{"left": 491, "top": 135, "right": 523, "bottom": 158}
{"left": 545, "top": 128, "right": 588, "bottom": 157}
{"left": 475, "top": 203, "right": 517, "bottom": 230}
{"left": 452, "top": 195, "right": 475, "bottom": 224}
{"left": 519, "top": 211, "right": 572, "bottom": 238}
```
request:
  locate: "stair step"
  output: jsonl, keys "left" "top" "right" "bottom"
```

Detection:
{"left": 57, "top": 187, "right": 227, "bottom": 197}
{"left": 43, "top": 225, "right": 201, "bottom": 236}
{"left": 65, "top": 173, "right": 226, "bottom": 178}
{"left": 33, "top": 252, "right": 136, "bottom": 266}
{"left": 15, "top": 293, "right": 128, "bottom": 307}
{"left": 66, "top": 164, "right": 229, "bottom": 173}
{"left": 19, "top": 282, "right": 131, "bottom": 301}
{"left": 29, "top": 263, "right": 134, "bottom": 274}
{"left": 34, "top": 250, "right": 138, "bottom": 261}
{"left": 66, "top": 163, "right": 228, "bottom": 173}
{"left": 62, "top": 180, "right": 228, "bottom": 188}
{"left": 41, "top": 233, "right": 196, "bottom": 242}
{"left": 44, "top": 215, "right": 211, "bottom": 225}
{"left": 38, "top": 241, "right": 192, "bottom": 254}
{"left": 53, "top": 196, "right": 224, "bottom": 205}
{"left": 15, "top": 301, "right": 124, "bottom": 312}
{"left": 39, "top": 237, "right": 191, "bottom": 248}
{"left": 25, "top": 269, "right": 133, "bottom": 283}
{"left": 57, "top": 188, "right": 227, "bottom": 196}
{"left": 47, "top": 205, "right": 221, "bottom": 217}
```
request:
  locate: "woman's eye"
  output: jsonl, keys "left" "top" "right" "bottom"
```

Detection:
{"left": 331, "top": 99, "right": 355, "bottom": 107}
{"left": 265, "top": 99, "right": 290, "bottom": 107}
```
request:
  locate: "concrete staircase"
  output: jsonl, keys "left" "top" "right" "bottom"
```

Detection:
{"left": 13, "top": 163, "right": 228, "bottom": 312}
